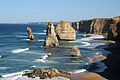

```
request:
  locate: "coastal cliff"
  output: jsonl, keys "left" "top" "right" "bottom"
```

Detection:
{"left": 72, "top": 16, "right": 120, "bottom": 41}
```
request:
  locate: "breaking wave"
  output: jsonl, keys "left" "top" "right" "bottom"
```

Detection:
{"left": 12, "top": 48, "right": 29, "bottom": 53}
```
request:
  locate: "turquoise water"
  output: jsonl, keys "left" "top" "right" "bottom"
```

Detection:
{"left": 0, "top": 24, "right": 107, "bottom": 78}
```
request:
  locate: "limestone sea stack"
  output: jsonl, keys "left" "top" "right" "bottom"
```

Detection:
{"left": 44, "top": 22, "right": 59, "bottom": 47}
{"left": 70, "top": 47, "right": 83, "bottom": 58}
{"left": 56, "top": 21, "right": 76, "bottom": 41}
{"left": 27, "top": 27, "right": 34, "bottom": 40}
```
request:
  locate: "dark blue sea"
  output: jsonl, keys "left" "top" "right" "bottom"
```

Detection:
{"left": 0, "top": 24, "right": 109, "bottom": 80}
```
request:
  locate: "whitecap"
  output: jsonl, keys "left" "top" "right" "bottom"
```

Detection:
{"left": 33, "top": 32, "right": 46, "bottom": 35}
{"left": 0, "top": 55, "right": 2, "bottom": 58}
{"left": 30, "top": 65, "right": 37, "bottom": 68}
{"left": 34, "top": 59, "right": 47, "bottom": 63}
{"left": 0, "top": 67, "right": 10, "bottom": 70}
{"left": 42, "top": 54, "right": 48, "bottom": 60}
{"left": 43, "top": 30, "right": 46, "bottom": 32}
{"left": 16, "top": 35, "right": 27, "bottom": 38}
{"left": 21, "top": 39, "right": 30, "bottom": 41}
{"left": 12, "top": 48, "right": 29, "bottom": 53}
{"left": 38, "top": 39, "right": 44, "bottom": 41}
{"left": 80, "top": 35, "right": 105, "bottom": 41}
{"left": 81, "top": 42, "right": 91, "bottom": 47}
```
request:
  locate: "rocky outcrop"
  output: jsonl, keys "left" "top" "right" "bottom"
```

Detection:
{"left": 24, "top": 68, "right": 70, "bottom": 79}
{"left": 44, "top": 22, "right": 59, "bottom": 47}
{"left": 27, "top": 27, "right": 34, "bottom": 40}
{"left": 70, "top": 47, "right": 83, "bottom": 58}
{"left": 56, "top": 21, "right": 76, "bottom": 41}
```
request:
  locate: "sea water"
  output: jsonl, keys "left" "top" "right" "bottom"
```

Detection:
{"left": 0, "top": 24, "right": 109, "bottom": 79}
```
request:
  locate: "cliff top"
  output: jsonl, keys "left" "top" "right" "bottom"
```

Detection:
{"left": 48, "top": 21, "right": 54, "bottom": 25}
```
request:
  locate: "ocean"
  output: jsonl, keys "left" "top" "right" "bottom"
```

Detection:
{"left": 0, "top": 24, "right": 109, "bottom": 80}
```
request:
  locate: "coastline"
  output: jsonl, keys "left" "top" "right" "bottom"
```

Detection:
{"left": 98, "top": 42, "right": 120, "bottom": 80}
{"left": 64, "top": 39, "right": 114, "bottom": 80}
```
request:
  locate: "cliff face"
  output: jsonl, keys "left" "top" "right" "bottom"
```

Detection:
{"left": 79, "top": 20, "right": 93, "bottom": 33}
{"left": 73, "top": 16, "right": 120, "bottom": 40}
{"left": 44, "top": 22, "right": 59, "bottom": 47}
{"left": 116, "top": 22, "right": 120, "bottom": 46}
{"left": 56, "top": 21, "right": 76, "bottom": 41}
{"left": 72, "top": 22, "right": 79, "bottom": 30}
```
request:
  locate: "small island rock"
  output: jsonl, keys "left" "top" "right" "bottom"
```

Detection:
{"left": 70, "top": 47, "right": 83, "bottom": 58}
{"left": 27, "top": 27, "right": 34, "bottom": 40}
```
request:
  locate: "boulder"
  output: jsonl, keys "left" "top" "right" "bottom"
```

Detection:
{"left": 27, "top": 27, "right": 34, "bottom": 40}
{"left": 44, "top": 22, "right": 59, "bottom": 47}
{"left": 56, "top": 21, "right": 76, "bottom": 41}
{"left": 24, "top": 68, "right": 70, "bottom": 79}
{"left": 70, "top": 47, "right": 83, "bottom": 58}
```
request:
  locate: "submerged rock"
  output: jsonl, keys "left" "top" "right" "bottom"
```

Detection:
{"left": 24, "top": 68, "right": 71, "bottom": 79}
{"left": 27, "top": 27, "right": 34, "bottom": 40}
{"left": 44, "top": 21, "right": 59, "bottom": 47}
{"left": 56, "top": 21, "right": 76, "bottom": 41}
{"left": 70, "top": 47, "right": 83, "bottom": 58}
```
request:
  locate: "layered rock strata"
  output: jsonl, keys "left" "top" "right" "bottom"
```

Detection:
{"left": 72, "top": 16, "right": 120, "bottom": 40}
{"left": 44, "top": 22, "right": 59, "bottom": 47}
{"left": 56, "top": 21, "right": 76, "bottom": 41}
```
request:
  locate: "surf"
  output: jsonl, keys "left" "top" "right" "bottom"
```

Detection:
{"left": 12, "top": 48, "right": 29, "bottom": 53}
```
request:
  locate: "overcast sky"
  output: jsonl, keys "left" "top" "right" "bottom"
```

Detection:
{"left": 0, "top": 0, "right": 120, "bottom": 23}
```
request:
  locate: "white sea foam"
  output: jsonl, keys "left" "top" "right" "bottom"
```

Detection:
{"left": 38, "top": 39, "right": 44, "bottom": 41}
{"left": 12, "top": 48, "right": 29, "bottom": 53}
{"left": 34, "top": 53, "right": 52, "bottom": 63}
{"left": 1, "top": 76, "right": 70, "bottom": 80}
{"left": 22, "top": 39, "right": 30, "bottom": 41}
{"left": 0, "top": 55, "right": 2, "bottom": 58}
{"left": 74, "top": 69, "right": 87, "bottom": 73}
{"left": 43, "top": 30, "right": 46, "bottom": 32}
{"left": 34, "top": 59, "right": 47, "bottom": 63}
{"left": 33, "top": 32, "right": 46, "bottom": 35}
{"left": 2, "top": 72, "right": 23, "bottom": 78}
{"left": 0, "top": 67, "right": 10, "bottom": 70}
{"left": 81, "top": 42, "right": 91, "bottom": 47}
{"left": 42, "top": 54, "right": 48, "bottom": 59}
{"left": 30, "top": 65, "right": 37, "bottom": 68}
{"left": 80, "top": 35, "right": 105, "bottom": 41}
{"left": 16, "top": 35, "right": 27, "bottom": 38}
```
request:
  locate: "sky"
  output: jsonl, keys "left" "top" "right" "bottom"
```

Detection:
{"left": 0, "top": 0, "right": 120, "bottom": 23}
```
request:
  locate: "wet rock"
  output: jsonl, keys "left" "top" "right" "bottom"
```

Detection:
{"left": 24, "top": 68, "right": 71, "bottom": 79}
{"left": 70, "top": 47, "right": 83, "bottom": 58}
{"left": 27, "top": 27, "right": 34, "bottom": 40}
{"left": 44, "top": 21, "right": 59, "bottom": 47}
{"left": 56, "top": 21, "right": 76, "bottom": 41}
